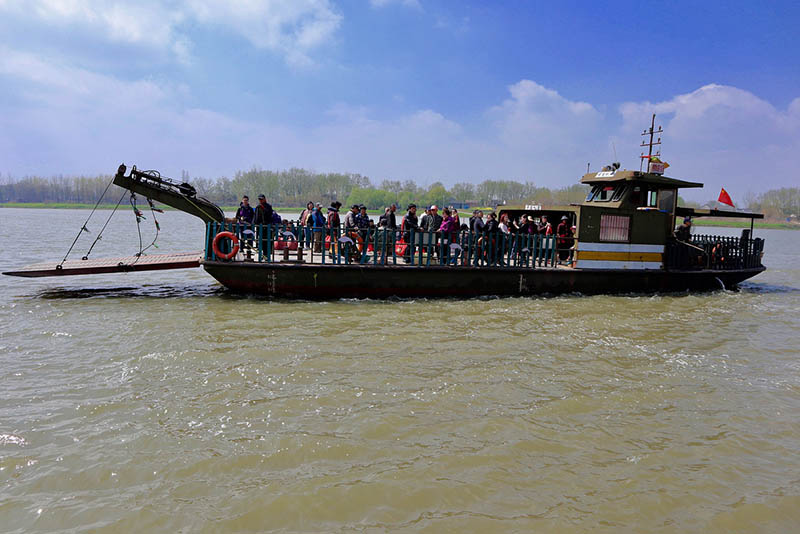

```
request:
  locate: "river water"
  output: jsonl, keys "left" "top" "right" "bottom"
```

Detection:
{"left": 1, "top": 208, "right": 799, "bottom": 533}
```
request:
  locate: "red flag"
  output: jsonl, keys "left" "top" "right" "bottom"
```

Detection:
{"left": 718, "top": 188, "right": 734, "bottom": 207}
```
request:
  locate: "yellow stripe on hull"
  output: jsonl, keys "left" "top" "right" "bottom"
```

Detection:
{"left": 576, "top": 251, "right": 663, "bottom": 262}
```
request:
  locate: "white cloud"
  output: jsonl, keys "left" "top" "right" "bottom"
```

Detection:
{"left": 488, "top": 80, "right": 601, "bottom": 151}
{"left": 0, "top": 0, "right": 342, "bottom": 66}
{"left": 185, "top": 0, "right": 342, "bottom": 67}
{"left": 0, "top": 46, "right": 796, "bottom": 198}
{"left": 369, "top": 0, "right": 422, "bottom": 9}
{"left": 619, "top": 84, "right": 800, "bottom": 198}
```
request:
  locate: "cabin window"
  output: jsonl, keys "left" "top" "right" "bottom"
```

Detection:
{"left": 599, "top": 214, "right": 630, "bottom": 242}
{"left": 588, "top": 184, "right": 625, "bottom": 202}
{"left": 647, "top": 190, "right": 658, "bottom": 207}
{"left": 611, "top": 185, "right": 628, "bottom": 202}
{"left": 658, "top": 189, "right": 676, "bottom": 212}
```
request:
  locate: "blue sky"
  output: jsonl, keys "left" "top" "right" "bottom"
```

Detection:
{"left": 1, "top": 0, "right": 798, "bottom": 200}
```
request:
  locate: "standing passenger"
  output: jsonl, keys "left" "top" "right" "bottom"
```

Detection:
{"left": 473, "top": 210, "right": 485, "bottom": 233}
{"left": 344, "top": 204, "right": 359, "bottom": 231}
{"left": 356, "top": 205, "right": 370, "bottom": 234}
{"left": 253, "top": 194, "right": 274, "bottom": 226}
{"left": 419, "top": 207, "right": 431, "bottom": 232}
{"left": 402, "top": 204, "right": 419, "bottom": 236}
{"left": 299, "top": 201, "right": 314, "bottom": 248}
{"left": 235, "top": 195, "right": 255, "bottom": 224}
{"left": 235, "top": 195, "right": 255, "bottom": 248}
{"left": 311, "top": 205, "right": 325, "bottom": 253}
{"left": 556, "top": 215, "right": 573, "bottom": 263}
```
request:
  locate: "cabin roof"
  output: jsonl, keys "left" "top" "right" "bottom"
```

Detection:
{"left": 581, "top": 170, "right": 703, "bottom": 189}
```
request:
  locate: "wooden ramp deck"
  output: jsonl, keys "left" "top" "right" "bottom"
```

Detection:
{"left": 3, "top": 252, "right": 202, "bottom": 278}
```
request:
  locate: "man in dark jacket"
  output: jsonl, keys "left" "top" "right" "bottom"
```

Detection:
{"left": 473, "top": 210, "right": 485, "bottom": 233}
{"left": 556, "top": 215, "right": 574, "bottom": 262}
{"left": 401, "top": 204, "right": 419, "bottom": 259}
{"left": 253, "top": 194, "right": 273, "bottom": 225}
{"left": 419, "top": 207, "right": 430, "bottom": 231}
{"left": 422, "top": 205, "right": 443, "bottom": 232}
{"left": 387, "top": 203, "right": 398, "bottom": 229}
{"left": 402, "top": 204, "right": 419, "bottom": 234}
{"left": 674, "top": 217, "right": 692, "bottom": 242}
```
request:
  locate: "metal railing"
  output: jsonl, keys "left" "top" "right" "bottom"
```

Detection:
{"left": 664, "top": 233, "right": 765, "bottom": 270}
{"left": 204, "top": 222, "right": 575, "bottom": 269}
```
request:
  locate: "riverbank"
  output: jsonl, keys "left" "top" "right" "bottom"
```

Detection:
{"left": 692, "top": 218, "right": 799, "bottom": 230}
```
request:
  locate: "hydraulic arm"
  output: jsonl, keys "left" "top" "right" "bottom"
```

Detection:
{"left": 113, "top": 164, "right": 225, "bottom": 223}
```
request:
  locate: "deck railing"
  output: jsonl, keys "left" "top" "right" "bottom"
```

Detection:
{"left": 204, "top": 222, "right": 575, "bottom": 269}
{"left": 664, "top": 233, "right": 765, "bottom": 270}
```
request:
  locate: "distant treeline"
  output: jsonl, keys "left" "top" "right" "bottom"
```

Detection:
{"left": 0, "top": 168, "right": 588, "bottom": 209}
{"left": 1, "top": 170, "right": 797, "bottom": 218}
{"left": 741, "top": 188, "right": 800, "bottom": 220}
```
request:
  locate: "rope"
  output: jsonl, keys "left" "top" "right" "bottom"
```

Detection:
{"left": 138, "top": 198, "right": 162, "bottom": 255}
{"left": 81, "top": 190, "right": 127, "bottom": 260}
{"left": 129, "top": 193, "right": 145, "bottom": 265}
{"left": 57, "top": 175, "right": 117, "bottom": 268}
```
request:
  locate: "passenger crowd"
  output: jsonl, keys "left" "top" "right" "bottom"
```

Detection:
{"left": 229, "top": 194, "right": 576, "bottom": 264}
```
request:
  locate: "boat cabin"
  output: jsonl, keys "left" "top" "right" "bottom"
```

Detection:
{"left": 578, "top": 169, "right": 706, "bottom": 245}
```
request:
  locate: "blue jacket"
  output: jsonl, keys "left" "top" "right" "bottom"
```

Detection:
{"left": 311, "top": 209, "right": 325, "bottom": 228}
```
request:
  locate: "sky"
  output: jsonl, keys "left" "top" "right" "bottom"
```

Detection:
{"left": 1, "top": 0, "right": 798, "bottom": 200}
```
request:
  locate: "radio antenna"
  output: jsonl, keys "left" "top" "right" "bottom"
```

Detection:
{"left": 640, "top": 113, "right": 662, "bottom": 172}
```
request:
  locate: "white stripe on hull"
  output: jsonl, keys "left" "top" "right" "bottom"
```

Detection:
{"left": 578, "top": 242, "right": 665, "bottom": 253}
{"left": 577, "top": 260, "right": 663, "bottom": 270}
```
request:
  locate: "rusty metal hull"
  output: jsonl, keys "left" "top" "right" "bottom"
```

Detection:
{"left": 201, "top": 260, "right": 766, "bottom": 299}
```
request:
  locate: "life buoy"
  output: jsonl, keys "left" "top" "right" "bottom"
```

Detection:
{"left": 346, "top": 231, "right": 364, "bottom": 253}
{"left": 212, "top": 231, "right": 239, "bottom": 260}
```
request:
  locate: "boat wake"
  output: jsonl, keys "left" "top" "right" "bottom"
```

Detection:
{"left": 738, "top": 281, "right": 800, "bottom": 294}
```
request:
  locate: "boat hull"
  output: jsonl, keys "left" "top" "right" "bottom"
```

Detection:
{"left": 201, "top": 260, "right": 765, "bottom": 299}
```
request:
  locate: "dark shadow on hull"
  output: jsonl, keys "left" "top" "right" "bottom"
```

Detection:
{"left": 202, "top": 260, "right": 766, "bottom": 301}
{"left": 35, "top": 283, "right": 224, "bottom": 300}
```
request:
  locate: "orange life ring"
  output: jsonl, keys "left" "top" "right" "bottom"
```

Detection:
{"left": 212, "top": 231, "right": 239, "bottom": 260}
{"left": 347, "top": 231, "right": 365, "bottom": 253}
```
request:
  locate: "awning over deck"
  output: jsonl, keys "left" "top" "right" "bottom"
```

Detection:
{"left": 675, "top": 207, "right": 764, "bottom": 219}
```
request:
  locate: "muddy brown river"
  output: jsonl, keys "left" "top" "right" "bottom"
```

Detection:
{"left": 1, "top": 208, "right": 798, "bottom": 532}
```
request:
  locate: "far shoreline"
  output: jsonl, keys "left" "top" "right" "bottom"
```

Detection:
{"left": 2, "top": 202, "right": 797, "bottom": 230}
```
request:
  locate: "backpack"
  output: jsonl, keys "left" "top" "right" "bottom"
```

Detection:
{"left": 271, "top": 211, "right": 282, "bottom": 224}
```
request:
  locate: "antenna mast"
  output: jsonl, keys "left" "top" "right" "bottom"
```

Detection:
{"left": 640, "top": 113, "right": 663, "bottom": 172}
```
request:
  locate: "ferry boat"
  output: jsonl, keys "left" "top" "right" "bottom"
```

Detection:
{"left": 194, "top": 168, "right": 765, "bottom": 299}
{"left": 4, "top": 123, "right": 767, "bottom": 298}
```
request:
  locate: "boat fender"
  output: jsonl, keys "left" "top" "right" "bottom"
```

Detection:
{"left": 212, "top": 231, "right": 239, "bottom": 260}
